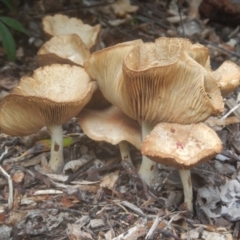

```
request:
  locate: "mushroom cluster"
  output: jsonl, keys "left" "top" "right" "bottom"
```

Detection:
{"left": 0, "top": 14, "right": 101, "bottom": 173}
{"left": 1, "top": 13, "right": 240, "bottom": 212}
{"left": 84, "top": 37, "right": 240, "bottom": 211}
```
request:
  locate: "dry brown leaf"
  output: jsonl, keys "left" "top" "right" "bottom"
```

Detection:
{"left": 60, "top": 195, "right": 80, "bottom": 208}
{"left": 111, "top": 0, "right": 139, "bottom": 17}
{"left": 202, "top": 230, "right": 232, "bottom": 240}
{"left": 100, "top": 170, "right": 119, "bottom": 190}
{"left": 12, "top": 171, "right": 24, "bottom": 183}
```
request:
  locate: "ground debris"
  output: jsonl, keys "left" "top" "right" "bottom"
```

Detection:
{"left": 1, "top": 0, "right": 240, "bottom": 239}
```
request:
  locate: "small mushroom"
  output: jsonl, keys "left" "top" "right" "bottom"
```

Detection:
{"left": 0, "top": 64, "right": 97, "bottom": 173}
{"left": 111, "top": 0, "right": 139, "bottom": 17}
{"left": 141, "top": 122, "right": 222, "bottom": 211}
{"left": 42, "top": 14, "right": 101, "bottom": 49}
{"left": 211, "top": 61, "right": 240, "bottom": 97}
{"left": 78, "top": 105, "right": 141, "bottom": 163}
{"left": 37, "top": 34, "right": 90, "bottom": 67}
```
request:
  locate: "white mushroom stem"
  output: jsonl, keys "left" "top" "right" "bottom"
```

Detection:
{"left": 118, "top": 141, "right": 133, "bottom": 164}
{"left": 48, "top": 125, "right": 64, "bottom": 173}
{"left": 138, "top": 121, "right": 159, "bottom": 186}
{"left": 179, "top": 169, "right": 193, "bottom": 212}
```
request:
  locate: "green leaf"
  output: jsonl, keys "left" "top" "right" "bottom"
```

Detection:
{"left": 0, "top": 21, "right": 16, "bottom": 61}
{"left": 0, "top": 0, "right": 14, "bottom": 10}
{"left": 0, "top": 17, "right": 29, "bottom": 35}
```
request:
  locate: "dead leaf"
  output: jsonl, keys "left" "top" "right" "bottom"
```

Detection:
{"left": 60, "top": 195, "right": 80, "bottom": 208}
{"left": 12, "top": 171, "right": 24, "bottom": 183}
{"left": 67, "top": 223, "right": 93, "bottom": 240}
{"left": 201, "top": 230, "right": 233, "bottom": 240}
{"left": 63, "top": 155, "right": 93, "bottom": 173}
{"left": 111, "top": 0, "right": 139, "bottom": 17}
{"left": 100, "top": 170, "right": 119, "bottom": 190}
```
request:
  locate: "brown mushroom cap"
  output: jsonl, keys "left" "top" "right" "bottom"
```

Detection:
{"left": 84, "top": 39, "right": 143, "bottom": 113}
{"left": 211, "top": 60, "right": 240, "bottom": 97}
{"left": 0, "top": 64, "right": 97, "bottom": 136}
{"left": 42, "top": 14, "right": 101, "bottom": 48}
{"left": 122, "top": 37, "right": 223, "bottom": 124}
{"left": 141, "top": 122, "right": 222, "bottom": 169}
{"left": 78, "top": 105, "right": 141, "bottom": 149}
{"left": 85, "top": 37, "right": 223, "bottom": 125}
{"left": 37, "top": 34, "right": 90, "bottom": 67}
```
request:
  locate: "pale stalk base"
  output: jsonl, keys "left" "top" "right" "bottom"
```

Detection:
{"left": 179, "top": 169, "right": 193, "bottom": 212}
{"left": 48, "top": 125, "right": 64, "bottom": 173}
{"left": 138, "top": 121, "right": 159, "bottom": 186}
{"left": 138, "top": 155, "right": 159, "bottom": 186}
{"left": 119, "top": 141, "right": 133, "bottom": 164}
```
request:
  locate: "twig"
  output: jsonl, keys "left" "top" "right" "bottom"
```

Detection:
{"left": 145, "top": 214, "right": 161, "bottom": 239}
{"left": 221, "top": 102, "right": 240, "bottom": 120}
{"left": 0, "top": 147, "right": 13, "bottom": 209}
{"left": 112, "top": 224, "right": 147, "bottom": 240}
{"left": 201, "top": 39, "right": 240, "bottom": 58}
{"left": 177, "top": 0, "right": 185, "bottom": 37}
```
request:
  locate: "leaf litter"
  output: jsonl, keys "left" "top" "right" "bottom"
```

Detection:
{"left": 1, "top": 0, "right": 240, "bottom": 239}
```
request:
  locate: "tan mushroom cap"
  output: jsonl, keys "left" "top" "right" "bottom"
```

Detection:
{"left": 37, "top": 34, "right": 90, "bottom": 67}
{"left": 78, "top": 105, "right": 141, "bottom": 149}
{"left": 186, "top": 42, "right": 210, "bottom": 69}
{"left": 141, "top": 122, "right": 222, "bottom": 169}
{"left": 0, "top": 64, "right": 97, "bottom": 136}
{"left": 84, "top": 39, "right": 143, "bottom": 114}
{"left": 42, "top": 14, "right": 101, "bottom": 48}
{"left": 122, "top": 37, "right": 224, "bottom": 124}
{"left": 111, "top": 0, "right": 139, "bottom": 17}
{"left": 211, "top": 61, "right": 240, "bottom": 97}
{"left": 85, "top": 38, "right": 223, "bottom": 125}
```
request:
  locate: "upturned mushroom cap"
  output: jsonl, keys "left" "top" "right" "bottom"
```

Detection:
{"left": 122, "top": 37, "right": 224, "bottom": 124}
{"left": 0, "top": 64, "right": 97, "bottom": 136}
{"left": 42, "top": 14, "right": 101, "bottom": 48}
{"left": 84, "top": 39, "right": 143, "bottom": 114}
{"left": 211, "top": 61, "right": 240, "bottom": 97}
{"left": 78, "top": 105, "right": 141, "bottom": 149}
{"left": 85, "top": 37, "right": 223, "bottom": 125}
{"left": 37, "top": 34, "right": 90, "bottom": 67}
{"left": 141, "top": 122, "right": 222, "bottom": 169}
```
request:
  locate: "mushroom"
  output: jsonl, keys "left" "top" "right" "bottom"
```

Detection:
{"left": 141, "top": 122, "right": 222, "bottom": 211}
{"left": 42, "top": 14, "right": 101, "bottom": 49}
{"left": 78, "top": 105, "right": 141, "bottom": 163}
{"left": 0, "top": 64, "right": 97, "bottom": 173}
{"left": 111, "top": 0, "right": 139, "bottom": 17}
{"left": 84, "top": 37, "right": 224, "bottom": 186}
{"left": 37, "top": 34, "right": 90, "bottom": 67}
{"left": 211, "top": 61, "right": 240, "bottom": 97}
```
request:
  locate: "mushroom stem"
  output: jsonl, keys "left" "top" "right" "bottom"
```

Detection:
{"left": 119, "top": 141, "right": 133, "bottom": 163}
{"left": 48, "top": 125, "right": 64, "bottom": 173}
{"left": 138, "top": 121, "right": 159, "bottom": 186}
{"left": 179, "top": 169, "right": 193, "bottom": 212}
